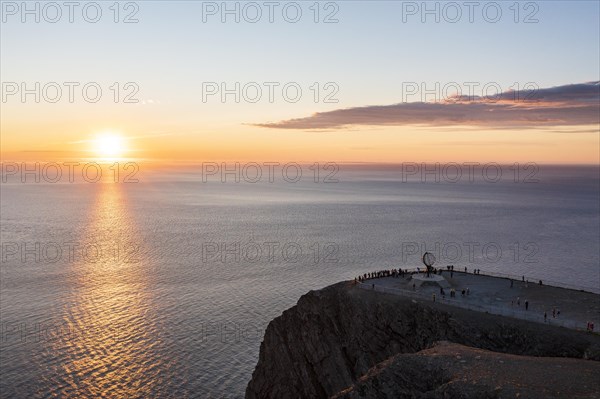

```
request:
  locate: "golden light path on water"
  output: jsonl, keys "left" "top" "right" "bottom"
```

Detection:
{"left": 39, "top": 181, "right": 177, "bottom": 398}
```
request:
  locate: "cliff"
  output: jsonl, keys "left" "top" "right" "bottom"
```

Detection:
{"left": 246, "top": 281, "right": 600, "bottom": 399}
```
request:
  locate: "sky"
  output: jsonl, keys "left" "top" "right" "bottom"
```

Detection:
{"left": 1, "top": 0, "right": 599, "bottom": 164}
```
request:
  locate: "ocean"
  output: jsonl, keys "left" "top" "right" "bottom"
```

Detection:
{"left": 1, "top": 164, "right": 599, "bottom": 398}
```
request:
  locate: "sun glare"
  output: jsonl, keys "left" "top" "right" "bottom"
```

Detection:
{"left": 93, "top": 134, "right": 126, "bottom": 159}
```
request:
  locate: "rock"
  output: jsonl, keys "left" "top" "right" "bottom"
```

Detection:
{"left": 246, "top": 281, "right": 600, "bottom": 399}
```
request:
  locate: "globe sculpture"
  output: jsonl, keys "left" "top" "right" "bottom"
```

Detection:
{"left": 422, "top": 252, "right": 436, "bottom": 277}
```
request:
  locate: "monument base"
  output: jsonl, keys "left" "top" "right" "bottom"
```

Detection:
{"left": 411, "top": 273, "right": 451, "bottom": 289}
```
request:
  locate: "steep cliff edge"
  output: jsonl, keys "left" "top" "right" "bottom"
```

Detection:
{"left": 246, "top": 281, "right": 600, "bottom": 399}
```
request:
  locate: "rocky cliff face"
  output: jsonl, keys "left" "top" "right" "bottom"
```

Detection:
{"left": 246, "top": 281, "right": 600, "bottom": 399}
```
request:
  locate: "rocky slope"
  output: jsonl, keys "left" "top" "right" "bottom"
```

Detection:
{"left": 246, "top": 281, "right": 600, "bottom": 399}
{"left": 332, "top": 341, "right": 600, "bottom": 399}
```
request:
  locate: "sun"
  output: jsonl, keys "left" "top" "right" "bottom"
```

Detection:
{"left": 93, "top": 134, "right": 126, "bottom": 158}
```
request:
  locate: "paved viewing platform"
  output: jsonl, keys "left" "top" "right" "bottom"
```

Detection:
{"left": 357, "top": 270, "right": 600, "bottom": 333}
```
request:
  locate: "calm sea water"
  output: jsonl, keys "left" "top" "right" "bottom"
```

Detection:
{"left": 1, "top": 164, "right": 599, "bottom": 398}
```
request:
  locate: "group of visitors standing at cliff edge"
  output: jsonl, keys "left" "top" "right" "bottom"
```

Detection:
{"left": 355, "top": 268, "right": 408, "bottom": 282}
{"left": 355, "top": 266, "right": 454, "bottom": 283}
{"left": 354, "top": 265, "right": 479, "bottom": 283}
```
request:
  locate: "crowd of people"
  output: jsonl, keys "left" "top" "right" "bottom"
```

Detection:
{"left": 355, "top": 265, "right": 486, "bottom": 284}
{"left": 355, "top": 268, "right": 410, "bottom": 282}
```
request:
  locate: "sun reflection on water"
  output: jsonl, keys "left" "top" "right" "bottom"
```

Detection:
{"left": 40, "top": 183, "right": 172, "bottom": 398}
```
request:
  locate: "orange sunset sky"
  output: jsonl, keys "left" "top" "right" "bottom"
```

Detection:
{"left": 1, "top": 2, "right": 599, "bottom": 165}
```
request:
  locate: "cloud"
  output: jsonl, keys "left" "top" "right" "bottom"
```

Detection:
{"left": 253, "top": 82, "right": 600, "bottom": 131}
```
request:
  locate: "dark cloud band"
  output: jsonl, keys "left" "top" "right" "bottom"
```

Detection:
{"left": 253, "top": 82, "right": 600, "bottom": 130}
